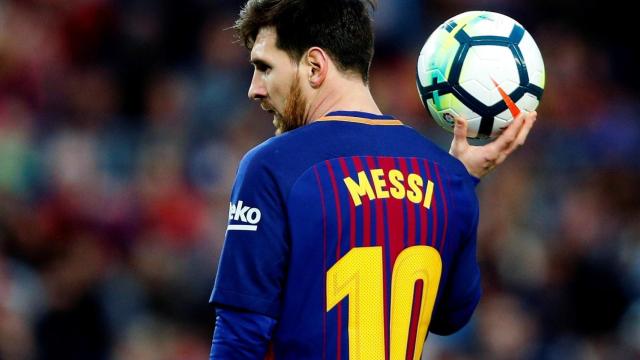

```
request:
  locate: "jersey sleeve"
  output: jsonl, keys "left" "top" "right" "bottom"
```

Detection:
{"left": 210, "top": 148, "right": 289, "bottom": 319}
{"left": 210, "top": 307, "right": 277, "bottom": 359}
{"left": 429, "top": 175, "right": 482, "bottom": 335}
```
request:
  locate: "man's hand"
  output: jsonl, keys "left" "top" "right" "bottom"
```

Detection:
{"left": 449, "top": 111, "right": 537, "bottom": 179}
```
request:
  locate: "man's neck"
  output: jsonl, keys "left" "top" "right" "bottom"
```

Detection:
{"left": 305, "top": 77, "right": 382, "bottom": 122}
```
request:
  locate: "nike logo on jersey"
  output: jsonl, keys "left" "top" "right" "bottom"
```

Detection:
{"left": 228, "top": 201, "right": 262, "bottom": 231}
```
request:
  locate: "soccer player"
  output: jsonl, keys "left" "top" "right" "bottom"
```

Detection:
{"left": 209, "top": 0, "right": 537, "bottom": 359}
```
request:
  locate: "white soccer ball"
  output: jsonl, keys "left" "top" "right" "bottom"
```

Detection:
{"left": 416, "top": 11, "right": 545, "bottom": 139}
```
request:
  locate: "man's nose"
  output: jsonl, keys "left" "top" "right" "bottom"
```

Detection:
{"left": 248, "top": 71, "right": 267, "bottom": 100}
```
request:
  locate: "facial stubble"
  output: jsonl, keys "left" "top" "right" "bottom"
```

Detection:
{"left": 277, "top": 75, "right": 307, "bottom": 135}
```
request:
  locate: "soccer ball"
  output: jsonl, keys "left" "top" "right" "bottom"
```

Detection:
{"left": 416, "top": 11, "right": 545, "bottom": 139}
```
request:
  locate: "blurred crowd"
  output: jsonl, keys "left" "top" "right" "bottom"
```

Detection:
{"left": 0, "top": 0, "right": 638, "bottom": 359}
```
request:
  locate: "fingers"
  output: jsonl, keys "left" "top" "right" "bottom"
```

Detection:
{"left": 449, "top": 116, "right": 469, "bottom": 155}
{"left": 453, "top": 116, "right": 468, "bottom": 140}
{"left": 452, "top": 111, "right": 538, "bottom": 178}
{"left": 514, "top": 111, "right": 537, "bottom": 148}
{"left": 491, "top": 111, "right": 526, "bottom": 153}
{"left": 494, "top": 111, "right": 537, "bottom": 164}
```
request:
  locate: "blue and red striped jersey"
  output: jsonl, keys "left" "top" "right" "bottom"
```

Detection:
{"left": 211, "top": 111, "right": 481, "bottom": 360}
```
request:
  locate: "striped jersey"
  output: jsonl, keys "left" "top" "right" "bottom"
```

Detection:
{"left": 211, "top": 111, "right": 481, "bottom": 360}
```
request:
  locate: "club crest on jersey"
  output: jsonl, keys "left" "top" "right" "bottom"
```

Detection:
{"left": 227, "top": 200, "right": 262, "bottom": 231}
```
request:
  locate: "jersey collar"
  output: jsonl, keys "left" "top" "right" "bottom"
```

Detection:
{"left": 316, "top": 111, "right": 403, "bottom": 126}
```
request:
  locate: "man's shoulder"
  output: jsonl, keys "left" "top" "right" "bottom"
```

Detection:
{"left": 236, "top": 127, "right": 320, "bottom": 187}
{"left": 398, "top": 125, "right": 474, "bottom": 181}
{"left": 240, "top": 129, "right": 307, "bottom": 168}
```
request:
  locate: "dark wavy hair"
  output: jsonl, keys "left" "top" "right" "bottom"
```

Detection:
{"left": 234, "top": 0, "right": 377, "bottom": 83}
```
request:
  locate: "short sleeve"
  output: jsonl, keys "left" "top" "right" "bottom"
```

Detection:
{"left": 210, "top": 149, "right": 289, "bottom": 319}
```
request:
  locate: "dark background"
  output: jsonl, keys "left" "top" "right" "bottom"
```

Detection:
{"left": 1, "top": 0, "right": 638, "bottom": 358}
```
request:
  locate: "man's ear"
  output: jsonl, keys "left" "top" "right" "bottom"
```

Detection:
{"left": 305, "top": 47, "right": 329, "bottom": 88}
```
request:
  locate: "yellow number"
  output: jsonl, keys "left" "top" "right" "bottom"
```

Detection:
{"left": 326, "top": 246, "right": 442, "bottom": 360}
{"left": 326, "top": 247, "right": 385, "bottom": 360}
{"left": 390, "top": 246, "right": 442, "bottom": 360}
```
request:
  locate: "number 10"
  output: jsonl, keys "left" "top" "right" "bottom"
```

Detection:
{"left": 326, "top": 246, "right": 442, "bottom": 360}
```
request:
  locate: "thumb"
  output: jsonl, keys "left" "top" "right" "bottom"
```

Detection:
{"left": 450, "top": 116, "right": 468, "bottom": 154}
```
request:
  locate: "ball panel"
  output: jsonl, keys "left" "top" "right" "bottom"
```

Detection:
{"left": 459, "top": 79, "right": 500, "bottom": 107}
{"left": 496, "top": 108, "right": 514, "bottom": 122}
{"left": 459, "top": 45, "right": 520, "bottom": 106}
{"left": 441, "top": 95, "right": 478, "bottom": 120}
{"left": 446, "top": 11, "right": 486, "bottom": 32}
{"left": 427, "top": 95, "right": 479, "bottom": 133}
{"left": 418, "top": 29, "right": 461, "bottom": 83}
{"left": 519, "top": 32, "right": 546, "bottom": 89}
{"left": 494, "top": 92, "right": 539, "bottom": 122}
{"left": 517, "top": 93, "right": 540, "bottom": 112}
{"left": 466, "top": 117, "right": 483, "bottom": 138}
{"left": 417, "top": 68, "right": 446, "bottom": 89}
{"left": 452, "top": 11, "right": 521, "bottom": 38}
{"left": 490, "top": 118, "right": 510, "bottom": 138}
{"left": 429, "top": 107, "right": 458, "bottom": 133}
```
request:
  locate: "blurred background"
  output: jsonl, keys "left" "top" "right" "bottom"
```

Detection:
{"left": 0, "top": 0, "right": 638, "bottom": 359}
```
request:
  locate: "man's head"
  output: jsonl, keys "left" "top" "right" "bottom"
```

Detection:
{"left": 234, "top": 0, "right": 376, "bottom": 134}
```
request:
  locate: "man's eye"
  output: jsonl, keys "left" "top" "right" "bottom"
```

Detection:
{"left": 254, "top": 63, "right": 270, "bottom": 72}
